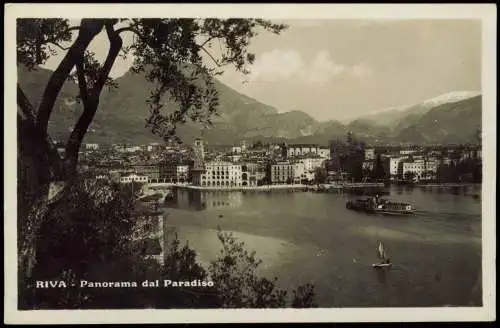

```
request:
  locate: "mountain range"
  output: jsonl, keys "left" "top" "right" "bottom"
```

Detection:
{"left": 17, "top": 66, "right": 482, "bottom": 146}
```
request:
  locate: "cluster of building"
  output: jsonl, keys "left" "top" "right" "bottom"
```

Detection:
{"left": 361, "top": 144, "right": 482, "bottom": 182}
{"left": 78, "top": 137, "right": 481, "bottom": 186}
{"left": 79, "top": 139, "right": 332, "bottom": 186}
{"left": 190, "top": 140, "right": 331, "bottom": 186}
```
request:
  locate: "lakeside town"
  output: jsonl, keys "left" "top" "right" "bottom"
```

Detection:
{"left": 70, "top": 131, "right": 482, "bottom": 192}
{"left": 63, "top": 132, "right": 482, "bottom": 268}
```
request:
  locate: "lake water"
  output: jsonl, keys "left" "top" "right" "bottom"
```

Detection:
{"left": 162, "top": 185, "right": 482, "bottom": 307}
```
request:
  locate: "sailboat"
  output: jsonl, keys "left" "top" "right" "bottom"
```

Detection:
{"left": 372, "top": 241, "right": 392, "bottom": 268}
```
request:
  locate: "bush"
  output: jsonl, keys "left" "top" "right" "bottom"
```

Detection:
{"left": 20, "top": 178, "right": 316, "bottom": 309}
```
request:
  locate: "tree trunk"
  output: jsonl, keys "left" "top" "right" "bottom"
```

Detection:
{"left": 17, "top": 20, "right": 107, "bottom": 280}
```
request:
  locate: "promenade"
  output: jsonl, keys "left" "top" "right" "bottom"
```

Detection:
{"left": 147, "top": 182, "right": 386, "bottom": 192}
{"left": 177, "top": 184, "right": 308, "bottom": 192}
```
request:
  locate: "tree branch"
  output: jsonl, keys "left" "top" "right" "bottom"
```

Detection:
{"left": 115, "top": 26, "right": 140, "bottom": 35}
{"left": 35, "top": 19, "right": 105, "bottom": 136}
{"left": 17, "top": 83, "right": 37, "bottom": 123}
{"left": 64, "top": 23, "right": 123, "bottom": 177}
{"left": 48, "top": 41, "right": 70, "bottom": 51}
{"left": 200, "top": 46, "right": 222, "bottom": 67}
{"left": 92, "top": 23, "right": 123, "bottom": 94}
{"left": 44, "top": 26, "right": 80, "bottom": 43}
{"left": 75, "top": 58, "right": 89, "bottom": 103}
{"left": 200, "top": 36, "right": 215, "bottom": 48}
{"left": 17, "top": 84, "right": 62, "bottom": 182}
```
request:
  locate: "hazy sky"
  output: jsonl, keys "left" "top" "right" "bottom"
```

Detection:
{"left": 42, "top": 19, "right": 481, "bottom": 122}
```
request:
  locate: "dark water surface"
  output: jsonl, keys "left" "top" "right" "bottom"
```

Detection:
{"left": 163, "top": 186, "right": 482, "bottom": 307}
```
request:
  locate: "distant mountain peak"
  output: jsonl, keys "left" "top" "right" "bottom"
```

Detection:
{"left": 422, "top": 91, "right": 481, "bottom": 108}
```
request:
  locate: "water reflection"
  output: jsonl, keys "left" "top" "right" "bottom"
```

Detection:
{"left": 161, "top": 185, "right": 482, "bottom": 307}
{"left": 376, "top": 268, "right": 388, "bottom": 285}
{"left": 169, "top": 189, "right": 243, "bottom": 211}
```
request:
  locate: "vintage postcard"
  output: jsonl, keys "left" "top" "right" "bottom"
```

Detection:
{"left": 4, "top": 3, "right": 496, "bottom": 324}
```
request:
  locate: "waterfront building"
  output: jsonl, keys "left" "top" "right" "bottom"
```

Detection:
{"left": 133, "top": 164, "right": 160, "bottom": 182}
{"left": 119, "top": 174, "right": 149, "bottom": 183}
{"left": 402, "top": 160, "right": 425, "bottom": 180}
{"left": 159, "top": 161, "right": 177, "bottom": 182}
{"left": 421, "top": 159, "right": 438, "bottom": 181}
{"left": 301, "top": 157, "right": 326, "bottom": 171}
{"left": 402, "top": 158, "right": 439, "bottom": 181}
{"left": 386, "top": 156, "right": 408, "bottom": 180}
{"left": 241, "top": 163, "right": 262, "bottom": 186}
{"left": 176, "top": 165, "right": 189, "bottom": 183}
{"left": 293, "top": 162, "right": 307, "bottom": 184}
{"left": 270, "top": 161, "right": 294, "bottom": 184}
{"left": 197, "top": 161, "right": 243, "bottom": 187}
{"left": 191, "top": 138, "right": 206, "bottom": 186}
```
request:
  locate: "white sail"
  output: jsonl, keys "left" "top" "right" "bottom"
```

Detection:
{"left": 377, "top": 242, "right": 386, "bottom": 260}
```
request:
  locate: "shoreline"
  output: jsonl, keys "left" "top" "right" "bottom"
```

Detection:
{"left": 417, "top": 183, "right": 481, "bottom": 188}
{"left": 174, "top": 184, "right": 308, "bottom": 192}
{"left": 148, "top": 182, "right": 480, "bottom": 192}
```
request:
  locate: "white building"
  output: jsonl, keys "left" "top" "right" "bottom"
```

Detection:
{"left": 230, "top": 154, "right": 242, "bottom": 163}
{"left": 176, "top": 165, "right": 189, "bottom": 183}
{"left": 117, "top": 145, "right": 142, "bottom": 153}
{"left": 241, "top": 163, "right": 261, "bottom": 186}
{"left": 302, "top": 157, "right": 326, "bottom": 171}
{"left": 287, "top": 144, "right": 320, "bottom": 157}
{"left": 365, "top": 148, "right": 375, "bottom": 161}
{"left": 147, "top": 143, "right": 161, "bottom": 152}
{"left": 85, "top": 143, "right": 99, "bottom": 150}
{"left": 318, "top": 147, "right": 331, "bottom": 159}
{"left": 231, "top": 141, "right": 247, "bottom": 154}
{"left": 293, "top": 162, "right": 306, "bottom": 184}
{"left": 120, "top": 174, "right": 149, "bottom": 184}
{"left": 402, "top": 159, "right": 439, "bottom": 181}
{"left": 400, "top": 149, "right": 418, "bottom": 155}
{"left": 231, "top": 146, "right": 242, "bottom": 154}
{"left": 362, "top": 160, "right": 375, "bottom": 171}
{"left": 199, "top": 161, "right": 243, "bottom": 187}
{"left": 403, "top": 160, "right": 425, "bottom": 178}
{"left": 388, "top": 156, "right": 408, "bottom": 178}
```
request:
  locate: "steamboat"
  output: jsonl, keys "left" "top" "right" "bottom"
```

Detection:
{"left": 346, "top": 196, "right": 415, "bottom": 215}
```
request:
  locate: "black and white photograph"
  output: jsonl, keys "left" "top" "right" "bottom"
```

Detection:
{"left": 4, "top": 3, "right": 496, "bottom": 324}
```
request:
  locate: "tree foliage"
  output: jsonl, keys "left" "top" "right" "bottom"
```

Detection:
{"left": 437, "top": 158, "right": 482, "bottom": 183}
{"left": 16, "top": 18, "right": 287, "bottom": 280}
{"left": 313, "top": 167, "right": 327, "bottom": 184}
{"left": 370, "top": 154, "right": 387, "bottom": 179}
{"left": 404, "top": 171, "right": 416, "bottom": 183}
{"left": 21, "top": 179, "right": 316, "bottom": 309}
